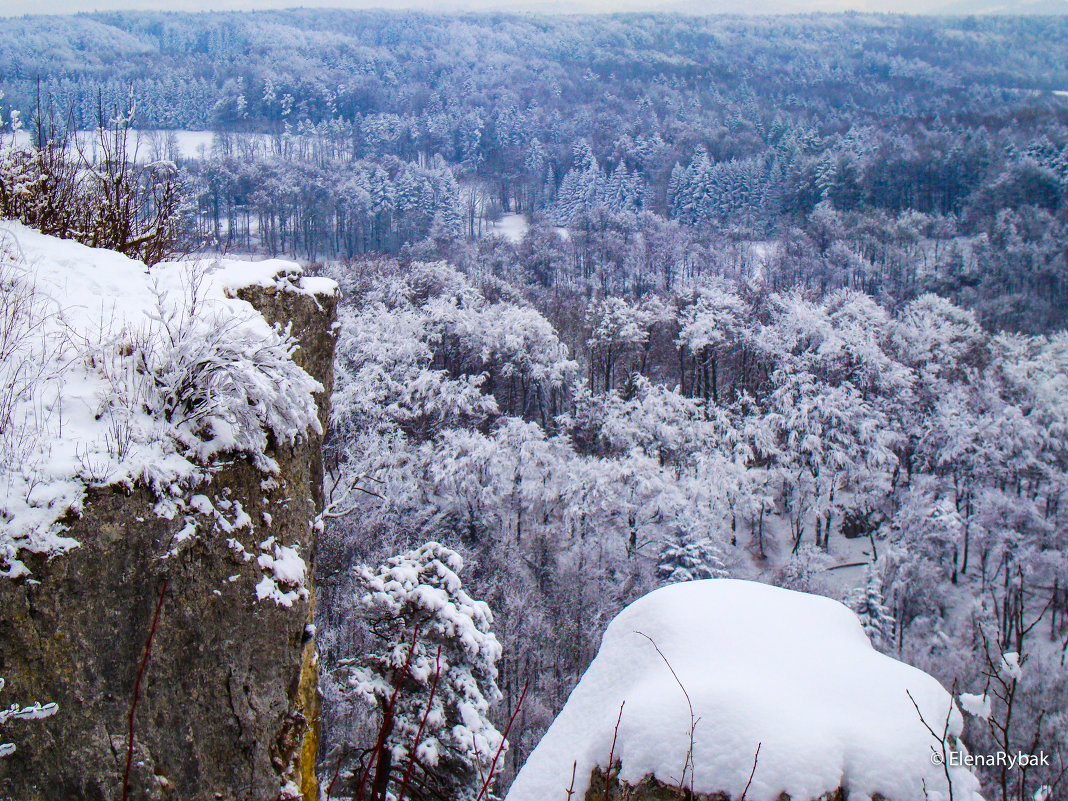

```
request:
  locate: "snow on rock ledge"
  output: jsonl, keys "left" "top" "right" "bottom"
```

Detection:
{"left": 0, "top": 221, "right": 337, "bottom": 801}
{"left": 0, "top": 221, "right": 337, "bottom": 578}
{"left": 506, "top": 579, "right": 983, "bottom": 801}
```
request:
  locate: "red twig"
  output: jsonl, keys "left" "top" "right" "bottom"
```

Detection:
{"left": 474, "top": 678, "right": 531, "bottom": 801}
{"left": 356, "top": 626, "right": 420, "bottom": 801}
{"left": 122, "top": 579, "right": 168, "bottom": 801}
{"left": 325, "top": 747, "right": 347, "bottom": 801}
{"left": 740, "top": 742, "right": 761, "bottom": 801}
{"left": 396, "top": 645, "right": 443, "bottom": 801}
{"left": 602, "top": 701, "right": 626, "bottom": 801}
{"left": 565, "top": 760, "right": 578, "bottom": 800}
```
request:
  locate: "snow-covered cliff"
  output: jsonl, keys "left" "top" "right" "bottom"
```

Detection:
{"left": 0, "top": 222, "right": 337, "bottom": 801}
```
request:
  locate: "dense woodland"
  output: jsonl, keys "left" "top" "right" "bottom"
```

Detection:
{"left": 317, "top": 261, "right": 1068, "bottom": 799}
{"left": 3, "top": 12, "right": 1068, "bottom": 330}
{"left": 3, "top": 9, "right": 1068, "bottom": 801}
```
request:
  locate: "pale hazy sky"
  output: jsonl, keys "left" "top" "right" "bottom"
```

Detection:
{"left": 0, "top": 0, "right": 1061, "bottom": 15}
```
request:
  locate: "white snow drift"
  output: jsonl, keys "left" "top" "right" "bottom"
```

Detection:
{"left": 0, "top": 221, "right": 336, "bottom": 581}
{"left": 505, "top": 579, "right": 983, "bottom": 801}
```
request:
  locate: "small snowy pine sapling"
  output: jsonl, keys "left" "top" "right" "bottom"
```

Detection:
{"left": 345, "top": 542, "right": 505, "bottom": 801}
{"left": 657, "top": 531, "right": 727, "bottom": 583}
{"left": 847, "top": 565, "right": 896, "bottom": 648}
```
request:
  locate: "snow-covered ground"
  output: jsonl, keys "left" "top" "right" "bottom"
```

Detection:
{"left": 138, "top": 129, "right": 217, "bottom": 160}
{"left": 0, "top": 221, "right": 334, "bottom": 581}
{"left": 483, "top": 213, "right": 571, "bottom": 243}
{"left": 747, "top": 240, "right": 780, "bottom": 263}
{"left": 486, "top": 214, "right": 530, "bottom": 243}
{"left": 5, "top": 129, "right": 268, "bottom": 163}
{"left": 506, "top": 579, "right": 982, "bottom": 801}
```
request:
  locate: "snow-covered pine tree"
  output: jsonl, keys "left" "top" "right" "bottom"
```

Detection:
{"left": 657, "top": 530, "right": 727, "bottom": 583}
{"left": 346, "top": 542, "right": 505, "bottom": 801}
{"left": 603, "top": 162, "right": 638, "bottom": 214}
{"left": 847, "top": 566, "right": 895, "bottom": 648}
{"left": 553, "top": 139, "right": 603, "bottom": 225}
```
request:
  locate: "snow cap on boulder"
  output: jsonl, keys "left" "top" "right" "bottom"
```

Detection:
{"left": 506, "top": 579, "right": 983, "bottom": 801}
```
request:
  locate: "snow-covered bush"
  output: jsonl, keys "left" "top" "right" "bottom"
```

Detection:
{"left": 340, "top": 542, "right": 504, "bottom": 801}
{"left": 0, "top": 102, "right": 190, "bottom": 266}
{"left": 127, "top": 270, "right": 321, "bottom": 471}
{"left": 0, "top": 222, "right": 328, "bottom": 579}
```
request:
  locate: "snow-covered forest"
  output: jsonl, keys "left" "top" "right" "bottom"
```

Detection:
{"left": 317, "top": 258, "right": 1068, "bottom": 797}
{"left": 3, "top": 12, "right": 1068, "bottom": 330}
{"left": 2, "top": 7, "right": 1068, "bottom": 801}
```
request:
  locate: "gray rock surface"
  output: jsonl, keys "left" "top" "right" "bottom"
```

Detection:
{"left": 586, "top": 765, "right": 856, "bottom": 801}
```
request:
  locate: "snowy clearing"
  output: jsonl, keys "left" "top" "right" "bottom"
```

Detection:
{"left": 5, "top": 129, "right": 268, "bottom": 164}
{"left": 506, "top": 579, "right": 982, "bottom": 801}
{"left": 483, "top": 213, "right": 571, "bottom": 243}
{"left": 486, "top": 213, "right": 530, "bottom": 243}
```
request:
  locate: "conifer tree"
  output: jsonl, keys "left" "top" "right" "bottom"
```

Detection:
{"left": 657, "top": 531, "right": 728, "bottom": 583}
{"left": 847, "top": 566, "right": 895, "bottom": 648}
{"left": 346, "top": 542, "right": 505, "bottom": 801}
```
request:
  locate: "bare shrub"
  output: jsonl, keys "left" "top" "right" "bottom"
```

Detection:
{"left": 0, "top": 94, "right": 192, "bottom": 266}
{"left": 0, "top": 231, "right": 66, "bottom": 482}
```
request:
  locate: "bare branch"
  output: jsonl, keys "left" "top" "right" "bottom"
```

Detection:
{"left": 740, "top": 742, "right": 761, "bottom": 801}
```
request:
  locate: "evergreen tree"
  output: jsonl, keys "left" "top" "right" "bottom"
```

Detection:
{"left": 346, "top": 542, "right": 505, "bottom": 801}
{"left": 657, "top": 531, "right": 728, "bottom": 583}
{"left": 847, "top": 566, "right": 895, "bottom": 648}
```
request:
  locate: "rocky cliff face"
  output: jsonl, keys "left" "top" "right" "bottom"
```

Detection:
{"left": 0, "top": 253, "right": 337, "bottom": 801}
{"left": 586, "top": 767, "right": 855, "bottom": 801}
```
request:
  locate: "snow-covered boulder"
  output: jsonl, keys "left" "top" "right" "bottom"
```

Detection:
{"left": 506, "top": 579, "right": 982, "bottom": 801}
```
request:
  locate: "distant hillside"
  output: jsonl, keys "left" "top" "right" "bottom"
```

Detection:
{"left": 929, "top": 0, "right": 1068, "bottom": 12}
{"left": 1, "top": 0, "right": 1067, "bottom": 17}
